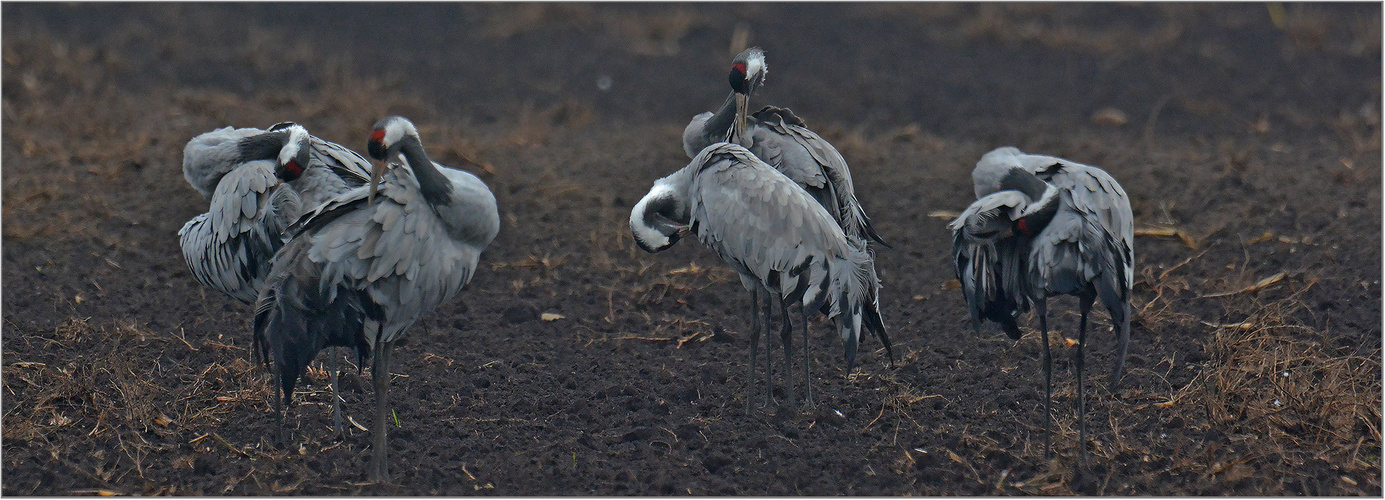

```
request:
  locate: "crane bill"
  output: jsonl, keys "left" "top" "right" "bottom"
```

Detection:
{"left": 733, "top": 93, "right": 750, "bottom": 144}
{"left": 369, "top": 159, "right": 387, "bottom": 204}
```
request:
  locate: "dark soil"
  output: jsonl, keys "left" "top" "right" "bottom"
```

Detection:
{"left": 3, "top": 3, "right": 1381, "bottom": 495}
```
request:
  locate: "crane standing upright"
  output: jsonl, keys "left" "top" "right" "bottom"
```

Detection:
{"left": 679, "top": 47, "right": 892, "bottom": 405}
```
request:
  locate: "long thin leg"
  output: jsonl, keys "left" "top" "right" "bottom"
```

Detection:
{"left": 762, "top": 289, "right": 774, "bottom": 407}
{"left": 371, "top": 339, "right": 394, "bottom": 484}
{"left": 747, "top": 287, "right": 761, "bottom": 415}
{"left": 1037, "top": 299, "right": 1052, "bottom": 458}
{"left": 1077, "top": 293, "right": 1094, "bottom": 469}
{"left": 1109, "top": 299, "right": 1131, "bottom": 392}
{"left": 779, "top": 299, "right": 796, "bottom": 407}
{"left": 274, "top": 369, "right": 287, "bottom": 446}
{"left": 801, "top": 306, "right": 813, "bottom": 408}
{"left": 330, "top": 347, "right": 344, "bottom": 439}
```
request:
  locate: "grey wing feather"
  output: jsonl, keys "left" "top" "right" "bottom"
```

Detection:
{"left": 288, "top": 137, "right": 374, "bottom": 208}
{"left": 310, "top": 136, "right": 372, "bottom": 186}
{"left": 950, "top": 192, "right": 1031, "bottom": 339}
{"left": 1028, "top": 194, "right": 1129, "bottom": 304}
{"left": 1021, "top": 157, "right": 1134, "bottom": 291}
{"left": 289, "top": 166, "right": 483, "bottom": 346}
{"left": 747, "top": 109, "right": 883, "bottom": 246}
{"left": 948, "top": 190, "right": 1032, "bottom": 237}
{"left": 182, "top": 126, "right": 267, "bottom": 199}
{"left": 178, "top": 161, "right": 302, "bottom": 304}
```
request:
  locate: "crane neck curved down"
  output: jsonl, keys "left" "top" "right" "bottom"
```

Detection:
{"left": 1013, "top": 188, "right": 1061, "bottom": 237}
{"left": 236, "top": 129, "right": 292, "bottom": 163}
{"left": 395, "top": 135, "right": 454, "bottom": 206}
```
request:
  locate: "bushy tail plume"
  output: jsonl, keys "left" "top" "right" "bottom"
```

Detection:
{"left": 832, "top": 240, "right": 887, "bottom": 371}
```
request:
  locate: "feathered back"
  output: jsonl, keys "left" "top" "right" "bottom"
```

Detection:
{"left": 682, "top": 143, "right": 885, "bottom": 366}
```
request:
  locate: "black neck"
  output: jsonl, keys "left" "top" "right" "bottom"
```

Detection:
{"left": 398, "top": 136, "right": 454, "bottom": 206}
{"left": 997, "top": 167, "right": 1049, "bottom": 200}
{"left": 237, "top": 129, "right": 290, "bottom": 162}
{"left": 706, "top": 93, "right": 738, "bottom": 143}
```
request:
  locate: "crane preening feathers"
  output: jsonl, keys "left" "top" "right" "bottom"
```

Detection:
{"left": 631, "top": 142, "right": 887, "bottom": 409}
{"left": 253, "top": 116, "right": 499, "bottom": 483}
{"left": 950, "top": 146, "right": 1133, "bottom": 465}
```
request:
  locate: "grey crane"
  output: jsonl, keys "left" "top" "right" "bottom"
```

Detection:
{"left": 680, "top": 47, "right": 892, "bottom": 382}
{"left": 178, "top": 122, "right": 374, "bottom": 434}
{"left": 253, "top": 116, "right": 499, "bottom": 483}
{"left": 950, "top": 146, "right": 1133, "bottom": 464}
{"left": 631, "top": 142, "right": 880, "bottom": 409}
{"left": 179, "top": 123, "right": 373, "bottom": 303}
{"left": 682, "top": 47, "right": 885, "bottom": 248}
{"left": 178, "top": 124, "right": 312, "bottom": 305}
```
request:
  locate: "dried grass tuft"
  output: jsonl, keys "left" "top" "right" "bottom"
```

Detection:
{"left": 1176, "top": 293, "right": 1381, "bottom": 488}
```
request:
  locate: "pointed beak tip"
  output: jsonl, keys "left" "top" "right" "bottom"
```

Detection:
{"left": 368, "top": 160, "right": 387, "bottom": 203}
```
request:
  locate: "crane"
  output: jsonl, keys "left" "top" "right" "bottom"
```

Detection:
{"left": 179, "top": 122, "right": 373, "bottom": 435}
{"left": 253, "top": 116, "right": 498, "bottom": 483}
{"left": 680, "top": 47, "right": 892, "bottom": 396}
{"left": 950, "top": 146, "right": 1133, "bottom": 464}
{"left": 631, "top": 142, "right": 879, "bottom": 409}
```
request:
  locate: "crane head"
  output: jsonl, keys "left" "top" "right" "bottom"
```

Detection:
{"left": 273, "top": 125, "right": 311, "bottom": 182}
{"left": 365, "top": 116, "right": 419, "bottom": 203}
{"left": 630, "top": 179, "right": 690, "bottom": 253}
{"left": 728, "top": 46, "right": 766, "bottom": 96}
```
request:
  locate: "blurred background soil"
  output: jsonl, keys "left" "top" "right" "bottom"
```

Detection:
{"left": 2, "top": 2, "right": 1380, "bottom": 495}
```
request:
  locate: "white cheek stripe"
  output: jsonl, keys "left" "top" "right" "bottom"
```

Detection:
{"left": 630, "top": 186, "right": 673, "bottom": 248}
{"left": 746, "top": 53, "right": 766, "bottom": 80}
{"left": 278, "top": 127, "right": 306, "bottom": 164}
{"left": 382, "top": 119, "right": 418, "bottom": 148}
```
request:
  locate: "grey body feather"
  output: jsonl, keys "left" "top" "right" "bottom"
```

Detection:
{"left": 179, "top": 125, "right": 373, "bottom": 304}
{"left": 684, "top": 104, "right": 882, "bottom": 246}
{"left": 255, "top": 161, "right": 498, "bottom": 373}
{"left": 252, "top": 116, "right": 497, "bottom": 482}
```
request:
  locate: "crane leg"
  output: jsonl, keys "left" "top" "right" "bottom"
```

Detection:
{"left": 800, "top": 306, "right": 813, "bottom": 408}
{"left": 1077, "top": 293, "right": 1094, "bottom": 469}
{"left": 779, "top": 298, "right": 796, "bottom": 408}
{"left": 1109, "top": 299, "right": 1131, "bottom": 392}
{"left": 747, "top": 287, "right": 761, "bottom": 415}
{"left": 370, "top": 340, "right": 394, "bottom": 484}
{"left": 762, "top": 293, "right": 774, "bottom": 407}
{"left": 330, "top": 347, "right": 344, "bottom": 439}
{"left": 1037, "top": 300, "right": 1052, "bottom": 459}
{"left": 274, "top": 370, "right": 287, "bottom": 446}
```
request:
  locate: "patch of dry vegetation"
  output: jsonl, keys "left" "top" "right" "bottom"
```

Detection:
{"left": 1185, "top": 291, "right": 1381, "bottom": 492}
{"left": 2, "top": 317, "right": 272, "bottom": 495}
